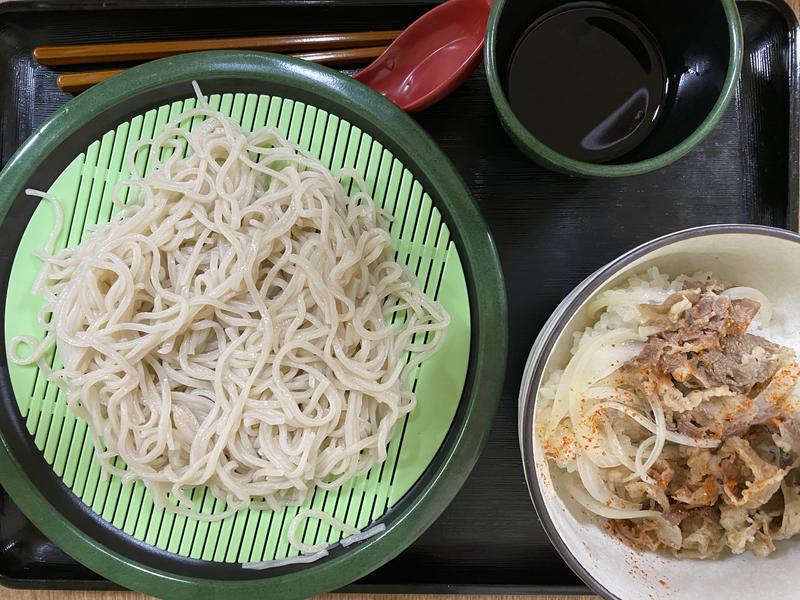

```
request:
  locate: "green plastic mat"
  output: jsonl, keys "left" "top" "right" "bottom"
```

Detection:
{"left": 4, "top": 92, "right": 470, "bottom": 564}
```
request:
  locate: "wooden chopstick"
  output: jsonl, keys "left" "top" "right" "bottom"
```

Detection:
{"left": 57, "top": 69, "right": 126, "bottom": 93}
{"left": 57, "top": 46, "right": 388, "bottom": 93}
{"left": 34, "top": 30, "right": 401, "bottom": 66}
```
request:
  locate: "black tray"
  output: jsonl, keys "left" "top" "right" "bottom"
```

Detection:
{"left": 0, "top": 0, "right": 797, "bottom": 594}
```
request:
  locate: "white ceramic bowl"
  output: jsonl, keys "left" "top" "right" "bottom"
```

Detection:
{"left": 518, "top": 224, "right": 800, "bottom": 600}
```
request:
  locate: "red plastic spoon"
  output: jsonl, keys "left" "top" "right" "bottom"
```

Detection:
{"left": 354, "top": 0, "right": 493, "bottom": 113}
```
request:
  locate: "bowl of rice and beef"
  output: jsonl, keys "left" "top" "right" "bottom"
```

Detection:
{"left": 519, "top": 224, "right": 800, "bottom": 600}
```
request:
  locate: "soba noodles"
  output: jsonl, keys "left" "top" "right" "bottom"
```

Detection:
{"left": 9, "top": 85, "right": 449, "bottom": 530}
{"left": 242, "top": 511, "right": 386, "bottom": 569}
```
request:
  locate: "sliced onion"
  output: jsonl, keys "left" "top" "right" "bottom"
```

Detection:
{"left": 576, "top": 455, "right": 639, "bottom": 510}
{"left": 603, "top": 419, "right": 637, "bottom": 472}
{"left": 586, "top": 288, "right": 669, "bottom": 317}
{"left": 643, "top": 395, "right": 666, "bottom": 475}
{"left": 548, "top": 328, "right": 644, "bottom": 436}
{"left": 581, "top": 415, "right": 626, "bottom": 469}
{"left": 722, "top": 286, "right": 772, "bottom": 327}
{"left": 581, "top": 343, "right": 644, "bottom": 393}
{"left": 586, "top": 400, "right": 720, "bottom": 448}
{"left": 563, "top": 473, "right": 660, "bottom": 520}
{"left": 630, "top": 435, "right": 657, "bottom": 484}
{"left": 578, "top": 387, "right": 634, "bottom": 469}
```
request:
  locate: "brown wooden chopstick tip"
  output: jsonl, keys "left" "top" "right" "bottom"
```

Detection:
{"left": 57, "top": 69, "right": 126, "bottom": 94}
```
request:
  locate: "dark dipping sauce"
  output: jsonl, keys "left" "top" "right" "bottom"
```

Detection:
{"left": 507, "top": 2, "right": 668, "bottom": 164}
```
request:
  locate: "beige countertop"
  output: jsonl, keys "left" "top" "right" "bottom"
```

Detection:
{"left": 0, "top": 593, "right": 597, "bottom": 600}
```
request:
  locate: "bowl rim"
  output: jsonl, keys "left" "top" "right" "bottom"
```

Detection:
{"left": 0, "top": 50, "right": 509, "bottom": 599}
{"left": 518, "top": 224, "right": 800, "bottom": 599}
{"left": 484, "top": 0, "right": 744, "bottom": 177}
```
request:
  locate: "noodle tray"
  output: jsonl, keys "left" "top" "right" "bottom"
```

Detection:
{"left": 0, "top": 0, "right": 797, "bottom": 594}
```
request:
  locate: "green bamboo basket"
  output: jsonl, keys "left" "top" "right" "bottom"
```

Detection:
{"left": 0, "top": 51, "right": 506, "bottom": 599}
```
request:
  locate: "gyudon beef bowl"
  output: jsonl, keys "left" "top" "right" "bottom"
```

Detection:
{"left": 519, "top": 225, "right": 800, "bottom": 599}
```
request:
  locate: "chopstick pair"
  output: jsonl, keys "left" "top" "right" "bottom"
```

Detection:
{"left": 33, "top": 30, "right": 402, "bottom": 93}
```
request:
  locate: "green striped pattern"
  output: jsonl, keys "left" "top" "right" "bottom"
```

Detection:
{"left": 4, "top": 93, "right": 471, "bottom": 563}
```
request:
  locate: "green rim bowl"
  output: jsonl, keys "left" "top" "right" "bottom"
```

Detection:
{"left": 0, "top": 51, "right": 508, "bottom": 599}
{"left": 485, "top": 0, "right": 744, "bottom": 177}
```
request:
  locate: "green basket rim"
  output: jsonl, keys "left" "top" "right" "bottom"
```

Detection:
{"left": 0, "top": 51, "right": 508, "bottom": 599}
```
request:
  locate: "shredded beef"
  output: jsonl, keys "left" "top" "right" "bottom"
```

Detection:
{"left": 611, "top": 281, "right": 800, "bottom": 558}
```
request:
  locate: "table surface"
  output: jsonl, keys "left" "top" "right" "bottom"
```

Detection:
{"left": 0, "top": 594, "right": 594, "bottom": 600}
{"left": 2, "top": 1, "right": 799, "bottom": 599}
